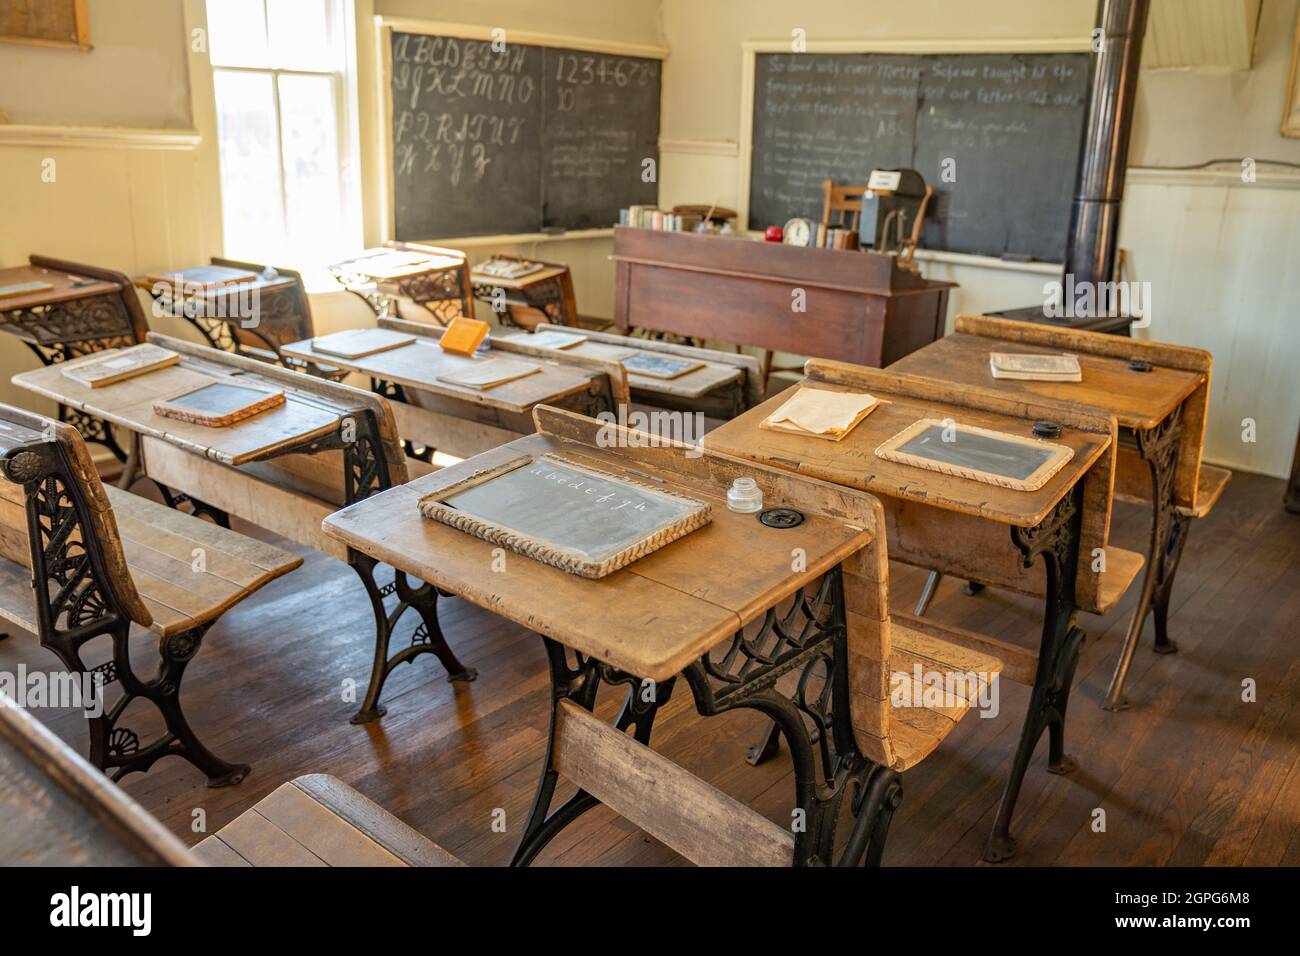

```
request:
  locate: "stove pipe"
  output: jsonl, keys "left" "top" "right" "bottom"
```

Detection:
{"left": 1062, "top": 0, "right": 1150, "bottom": 287}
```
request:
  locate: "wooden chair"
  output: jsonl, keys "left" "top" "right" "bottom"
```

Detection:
{"left": 194, "top": 775, "right": 464, "bottom": 867}
{"left": 0, "top": 701, "right": 460, "bottom": 867}
{"left": 0, "top": 405, "right": 301, "bottom": 786}
{"left": 821, "top": 178, "right": 868, "bottom": 234}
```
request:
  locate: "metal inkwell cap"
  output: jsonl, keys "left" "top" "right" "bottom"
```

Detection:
{"left": 727, "top": 477, "right": 763, "bottom": 513}
{"left": 759, "top": 508, "right": 804, "bottom": 529}
{"left": 1032, "top": 421, "right": 1062, "bottom": 439}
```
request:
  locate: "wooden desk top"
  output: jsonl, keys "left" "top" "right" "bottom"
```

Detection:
{"left": 1, "top": 696, "right": 194, "bottom": 866}
{"left": 133, "top": 265, "right": 296, "bottom": 301}
{"left": 331, "top": 247, "right": 463, "bottom": 282}
{"left": 892, "top": 332, "right": 1204, "bottom": 431}
{"left": 502, "top": 334, "right": 743, "bottom": 400}
{"left": 14, "top": 342, "right": 347, "bottom": 466}
{"left": 704, "top": 364, "right": 1113, "bottom": 529}
{"left": 914, "top": 314, "right": 1214, "bottom": 512}
{"left": 470, "top": 265, "right": 567, "bottom": 289}
{"left": 323, "top": 408, "right": 873, "bottom": 681}
{"left": 0, "top": 264, "right": 120, "bottom": 313}
{"left": 280, "top": 333, "right": 595, "bottom": 415}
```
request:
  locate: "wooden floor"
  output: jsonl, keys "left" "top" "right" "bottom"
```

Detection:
{"left": 3, "top": 470, "right": 1297, "bottom": 866}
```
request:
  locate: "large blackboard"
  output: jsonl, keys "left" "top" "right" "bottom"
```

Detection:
{"left": 748, "top": 52, "right": 1090, "bottom": 261}
{"left": 388, "top": 31, "right": 661, "bottom": 240}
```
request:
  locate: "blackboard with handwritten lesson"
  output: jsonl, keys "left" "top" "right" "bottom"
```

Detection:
{"left": 389, "top": 31, "right": 662, "bottom": 240}
{"left": 748, "top": 52, "right": 1090, "bottom": 262}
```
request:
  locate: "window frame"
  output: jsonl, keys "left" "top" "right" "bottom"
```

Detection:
{"left": 206, "top": 0, "right": 361, "bottom": 269}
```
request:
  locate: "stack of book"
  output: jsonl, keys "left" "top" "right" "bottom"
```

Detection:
{"left": 814, "top": 224, "right": 859, "bottom": 250}
{"left": 620, "top": 206, "right": 686, "bottom": 231}
{"left": 988, "top": 352, "right": 1083, "bottom": 382}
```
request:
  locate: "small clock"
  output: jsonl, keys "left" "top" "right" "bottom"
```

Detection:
{"left": 782, "top": 217, "right": 814, "bottom": 247}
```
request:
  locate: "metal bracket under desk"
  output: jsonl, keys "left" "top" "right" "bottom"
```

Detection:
{"left": 371, "top": 374, "right": 617, "bottom": 463}
{"left": 511, "top": 566, "right": 903, "bottom": 868}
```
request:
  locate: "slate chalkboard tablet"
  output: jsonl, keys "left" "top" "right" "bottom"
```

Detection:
{"left": 418, "top": 454, "right": 710, "bottom": 578}
{"left": 874, "top": 419, "right": 1073, "bottom": 492}
{"left": 383, "top": 24, "right": 664, "bottom": 240}
{"left": 621, "top": 353, "right": 703, "bottom": 380}
{"left": 153, "top": 382, "right": 286, "bottom": 428}
{"left": 746, "top": 49, "right": 1090, "bottom": 261}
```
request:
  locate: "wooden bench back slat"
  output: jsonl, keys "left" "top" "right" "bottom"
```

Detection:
{"left": 0, "top": 405, "right": 152, "bottom": 629}
{"left": 552, "top": 699, "right": 795, "bottom": 866}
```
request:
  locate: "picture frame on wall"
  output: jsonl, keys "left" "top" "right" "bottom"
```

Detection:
{"left": 0, "top": 0, "right": 92, "bottom": 52}
{"left": 1284, "top": 10, "right": 1300, "bottom": 138}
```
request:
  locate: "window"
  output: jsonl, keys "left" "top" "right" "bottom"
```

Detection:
{"left": 206, "top": 0, "right": 359, "bottom": 268}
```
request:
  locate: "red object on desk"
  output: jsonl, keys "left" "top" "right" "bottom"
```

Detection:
{"left": 764, "top": 226, "right": 783, "bottom": 242}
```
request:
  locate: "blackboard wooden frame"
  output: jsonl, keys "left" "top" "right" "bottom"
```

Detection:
{"left": 376, "top": 17, "right": 669, "bottom": 247}
{"left": 874, "top": 417, "right": 1074, "bottom": 493}
{"left": 417, "top": 452, "right": 711, "bottom": 578}
{"left": 737, "top": 36, "right": 1092, "bottom": 266}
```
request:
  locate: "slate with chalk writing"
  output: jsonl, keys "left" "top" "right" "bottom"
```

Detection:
{"left": 418, "top": 454, "right": 710, "bottom": 578}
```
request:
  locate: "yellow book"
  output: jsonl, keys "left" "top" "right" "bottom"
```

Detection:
{"left": 760, "top": 387, "right": 879, "bottom": 441}
{"left": 439, "top": 317, "right": 490, "bottom": 356}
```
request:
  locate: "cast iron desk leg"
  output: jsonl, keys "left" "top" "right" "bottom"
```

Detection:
{"left": 984, "top": 486, "right": 1087, "bottom": 863}
{"left": 1103, "top": 411, "right": 1185, "bottom": 711}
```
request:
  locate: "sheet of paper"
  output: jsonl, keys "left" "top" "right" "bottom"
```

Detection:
{"left": 437, "top": 358, "right": 541, "bottom": 390}
{"left": 762, "top": 387, "right": 879, "bottom": 439}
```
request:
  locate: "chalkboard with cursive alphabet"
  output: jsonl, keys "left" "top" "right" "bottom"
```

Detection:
{"left": 748, "top": 51, "right": 1090, "bottom": 261}
{"left": 387, "top": 30, "right": 662, "bottom": 240}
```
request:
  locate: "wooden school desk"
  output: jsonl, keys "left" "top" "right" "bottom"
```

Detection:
{"left": 322, "top": 405, "right": 919, "bottom": 865}
{"left": 280, "top": 316, "right": 626, "bottom": 461}
{"left": 135, "top": 259, "right": 319, "bottom": 367}
{"left": 892, "top": 314, "right": 1223, "bottom": 710}
{"left": 12, "top": 334, "right": 477, "bottom": 724}
{"left": 469, "top": 257, "right": 579, "bottom": 330}
{"left": 331, "top": 243, "right": 473, "bottom": 325}
{"left": 704, "top": 360, "right": 1141, "bottom": 862}
{"left": 503, "top": 323, "right": 765, "bottom": 421}
{"left": 0, "top": 255, "right": 149, "bottom": 461}
{"left": 611, "top": 226, "right": 955, "bottom": 370}
{"left": 0, "top": 695, "right": 195, "bottom": 866}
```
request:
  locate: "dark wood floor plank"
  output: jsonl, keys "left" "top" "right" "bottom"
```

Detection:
{"left": 0, "top": 471, "right": 1295, "bottom": 866}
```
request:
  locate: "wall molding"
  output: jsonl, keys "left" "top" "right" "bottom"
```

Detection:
{"left": 0, "top": 124, "right": 201, "bottom": 151}
{"left": 1128, "top": 163, "right": 1300, "bottom": 189}
{"left": 660, "top": 138, "right": 738, "bottom": 157}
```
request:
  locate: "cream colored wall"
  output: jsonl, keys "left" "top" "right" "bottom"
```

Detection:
{"left": 0, "top": 0, "right": 192, "bottom": 127}
{"left": 0, "top": 0, "right": 220, "bottom": 420}
{"left": 658, "top": 0, "right": 1300, "bottom": 477}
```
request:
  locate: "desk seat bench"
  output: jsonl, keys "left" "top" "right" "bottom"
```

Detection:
{"left": 194, "top": 774, "right": 463, "bottom": 867}
{"left": 0, "top": 405, "right": 301, "bottom": 786}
